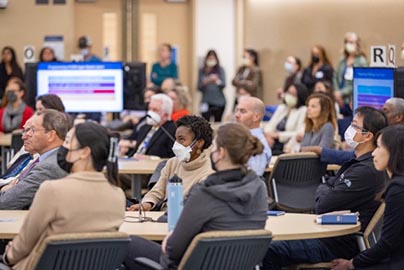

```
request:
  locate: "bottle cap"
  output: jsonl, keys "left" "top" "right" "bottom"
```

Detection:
{"left": 169, "top": 174, "right": 182, "bottom": 184}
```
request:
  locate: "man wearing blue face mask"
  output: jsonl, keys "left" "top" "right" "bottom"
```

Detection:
{"left": 263, "top": 106, "right": 388, "bottom": 270}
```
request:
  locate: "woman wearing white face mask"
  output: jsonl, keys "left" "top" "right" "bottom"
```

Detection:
{"left": 198, "top": 50, "right": 226, "bottom": 122}
{"left": 275, "top": 56, "right": 303, "bottom": 101}
{"left": 264, "top": 83, "right": 309, "bottom": 155}
{"left": 333, "top": 32, "right": 368, "bottom": 110}
{"left": 127, "top": 115, "right": 214, "bottom": 211}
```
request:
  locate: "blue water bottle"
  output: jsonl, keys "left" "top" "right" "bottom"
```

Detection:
{"left": 167, "top": 174, "right": 183, "bottom": 231}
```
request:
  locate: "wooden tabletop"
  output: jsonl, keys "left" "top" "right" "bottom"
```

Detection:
{"left": 117, "top": 158, "right": 163, "bottom": 174}
{"left": 119, "top": 212, "right": 360, "bottom": 241}
{"left": 0, "top": 211, "right": 360, "bottom": 241}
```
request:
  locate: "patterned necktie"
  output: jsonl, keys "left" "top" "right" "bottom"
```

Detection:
{"left": 136, "top": 127, "right": 157, "bottom": 155}
{"left": 1, "top": 153, "right": 32, "bottom": 179}
{"left": 18, "top": 157, "right": 40, "bottom": 180}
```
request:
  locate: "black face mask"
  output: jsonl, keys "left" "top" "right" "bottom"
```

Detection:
{"left": 312, "top": 55, "right": 320, "bottom": 64}
{"left": 57, "top": 146, "right": 74, "bottom": 173}
{"left": 6, "top": 91, "right": 17, "bottom": 103}
{"left": 210, "top": 151, "right": 219, "bottom": 171}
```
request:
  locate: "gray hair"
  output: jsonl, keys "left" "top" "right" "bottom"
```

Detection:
{"left": 386, "top": 97, "right": 404, "bottom": 116}
{"left": 38, "top": 109, "right": 72, "bottom": 140}
{"left": 151, "top": 93, "right": 173, "bottom": 120}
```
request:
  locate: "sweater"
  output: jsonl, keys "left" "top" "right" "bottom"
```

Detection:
{"left": 301, "top": 122, "right": 335, "bottom": 149}
{"left": 142, "top": 148, "right": 214, "bottom": 210}
{"left": 5, "top": 172, "right": 125, "bottom": 270}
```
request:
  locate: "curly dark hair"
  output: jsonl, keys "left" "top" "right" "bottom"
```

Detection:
{"left": 176, "top": 115, "right": 213, "bottom": 150}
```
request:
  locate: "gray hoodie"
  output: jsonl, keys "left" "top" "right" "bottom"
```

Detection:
{"left": 162, "top": 168, "right": 268, "bottom": 269}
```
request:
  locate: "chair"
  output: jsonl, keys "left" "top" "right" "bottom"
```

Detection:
{"left": 294, "top": 202, "right": 386, "bottom": 270}
{"left": 135, "top": 229, "right": 272, "bottom": 270}
{"left": 267, "top": 153, "right": 327, "bottom": 213}
{"left": 147, "top": 160, "right": 168, "bottom": 190}
{"left": 0, "top": 232, "right": 130, "bottom": 270}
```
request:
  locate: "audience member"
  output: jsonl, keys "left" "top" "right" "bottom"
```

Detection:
{"left": 263, "top": 106, "right": 388, "bottom": 269}
{"left": 198, "top": 50, "right": 226, "bottom": 122}
{"left": 0, "top": 80, "right": 34, "bottom": 133}
{"left": 264, "top": 83, "right": 309, "bottom": 155}
{"left": 0, "top": 110, "right": 70, "bottom": 209}
{"left": 121, "top": 94, "right": 176, "bottom": 158}
{"left": 313, "top": 80, "right": 340, "bottom": 118}
{"left": 160, "top": 78, "right": 177, "bottom": 93}
{"left": 35, "top": 94, "right": 65, "bottom": 112}
{"left": 127, "top": 115, "right": 213, "bottom": 211}
{"left": 38, "top": 47, "right": 57, "bottom": 62}
{"left": 123, "top": 122, "right": 268, "bottom": 270}
{"left": 150, "top": 43, "right": 178, "bottom": 87}
{"left": 382, "top": 97, "right": 404, "bottom": 125}
{"left": 77, "top": 36, "right": 101, "bottom": 62}
{"left": 275, "top": 56, "right": 303, "bottom": 100}
{"left": 168, "top": 87, "right": 190, "bottom": 122}
{"left": 333, "top": 32, "right": 367, "bottom": 106}
{"left": 232, "top": 48, "right": 263, "bottom": 99}
{"left": 331, "top": 125, "right": 404, "bottom": 270}
{"left": 298, "top": 93, "right": 337, "bottom": 151}
{"left": 235, "top": 96, "right": 272, "bottom": 176}
{"left": 301, "top": 45, "right": 334, "bottom": 92}
{"left": 2, "top": 122, "right": 125, "bottom": 270}
{"left": 0, "top": 46, "right": 24, "bottom": 98}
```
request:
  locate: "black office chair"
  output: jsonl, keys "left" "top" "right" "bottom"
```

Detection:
{"left": 0, "top": 232, "right": 130, "bottom": 270}
{"left": 268, "top": 153, "right": 327, "bottom": 213}
{"left": 135, "top": 230, "right": 272, "bottom": 270}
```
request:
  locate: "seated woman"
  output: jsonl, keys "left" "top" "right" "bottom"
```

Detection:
{"left": 2, "top": 122, "right": 125, "bottom": 270}
{"left": 124, "top": 122, "right": 268, "bottom": 270}
{"left": 0, "top": 79, "right": 34, "bottom": 133}
{"left": 331, "top": 125, "right": 404, "bottom": 270}
{"left": 264, "top": 83, "right": 309, "bottom": 155}
{"left": 285, "top": 93, "right": 337, "bottom": 153}
{"left": 167, "top": 86, "right": 190, "bottom": 122}
{"left": 127, "top": 115, "right": 214, "bottom": 211}
{"left": 313, "top": 80, "right": 341, "bottom": 118}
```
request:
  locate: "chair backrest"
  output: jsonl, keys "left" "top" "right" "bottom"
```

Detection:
{"left": 11, "top": 131, "right": 24, "bottom": 154}
{"left": 147, "top": 160, "right": 168, "bottom": 190}
{"left": 178, "top": 230, "right": 272, "bottom": 270}
{"left": 363, "top": 202, "right": 385, "bottom": 249}
{"left": 268, "top": 153, "right": 327, "bottom": 212}
{"left": 28, "top": 232, "right": 130, "bottom": 270}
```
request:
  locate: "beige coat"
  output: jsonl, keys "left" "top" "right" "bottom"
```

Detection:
{"left": 142, "top": 148, "right": 214, "bottom": 210}
{"left": 6, "top": 172, "right": 125, "bottom": 270}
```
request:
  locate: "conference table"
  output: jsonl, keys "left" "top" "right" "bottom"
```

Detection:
{"left": 0, "top": 211, "right": 360, "bottom": 241}
{"left": 117, "top": 156, "right": 341, "bottom": 199}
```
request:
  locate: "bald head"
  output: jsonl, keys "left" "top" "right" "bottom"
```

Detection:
{"left": 383, "top": 97, "right": 404, "bottom": 125}
{"left": 235, "top": 96, "right": 265, "bottom": 129}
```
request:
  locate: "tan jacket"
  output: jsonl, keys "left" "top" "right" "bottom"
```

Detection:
{"left": 6, "top": 172, "right": 125, "bottom": 270}
{"left": 142, "top": 148, "right": 214, "bottom": 210}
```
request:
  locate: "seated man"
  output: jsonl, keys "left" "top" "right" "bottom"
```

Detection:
{"left": 262, "top": 106, "right": 388, "bottom": 270}
{"left": 235, "top": 96, "right": 272, "bottom": 176}
{"left": 0, "top": 110, "right": 71, "bottom": 210}
{"left": 120, "top": 93, "right": 176, "bottom": 159}
{"left": 0, "top": 117, "right": 39, "bottom": 188}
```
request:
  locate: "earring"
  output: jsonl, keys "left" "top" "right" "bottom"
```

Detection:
{"left": 196, "top": 149, "right": 201, "bottom": 155}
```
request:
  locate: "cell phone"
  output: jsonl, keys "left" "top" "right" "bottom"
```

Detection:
{"left": 267, "top": 210, "right": 285, "bottom": 216}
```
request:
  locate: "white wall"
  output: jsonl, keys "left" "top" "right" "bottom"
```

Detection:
{"left": 193, "top": 0, "right": 236, "bottom": 118}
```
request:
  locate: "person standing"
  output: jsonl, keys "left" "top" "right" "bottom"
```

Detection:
{"left": 150, "top": 43, "right": 178, "bottom": 87}
{"left": 0, "top": 46, "right": 24, "bottom": 98}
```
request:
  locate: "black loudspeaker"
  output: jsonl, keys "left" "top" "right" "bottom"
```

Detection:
{"left": 395, "top": 67, "right": 404, "bottom": 99}
{"left": 123, "top": 62, "right": 146, "bottom": 110}
{"left": 24, "top": 62, "right": 38, "bottom": 109}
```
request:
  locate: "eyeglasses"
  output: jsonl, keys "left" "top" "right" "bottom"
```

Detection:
{"left": 22, "top": 127, "right": 48, "bottom": 135}
{"left": 351, "top": 122, "right": 368, "bottom": 133}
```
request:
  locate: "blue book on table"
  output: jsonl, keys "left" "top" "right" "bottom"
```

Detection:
{"left": 316, "top": 214, "right": 358, "bottom": 224}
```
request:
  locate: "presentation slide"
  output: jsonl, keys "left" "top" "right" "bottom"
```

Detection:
{"left": 37, "top": 62, "right": 123, "bottom": 112}
{"left": 353, "top": 67, "right": 394, "bottom": 110}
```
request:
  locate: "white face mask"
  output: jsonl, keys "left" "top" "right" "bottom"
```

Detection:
{"left": 79, "top": 48, "right": 89, "bottom": 56}
{"left": 146, "top": 111, "right": 161, "bottom": 126}
{"left": 206, "top": 59, "right": 217, "bottom": 67}
{"left": 344, "top": 125, "right": 366, "bottom": 149}
{"left": 284, "top": 93, "right": 298, "bottom": 108}
{"left": 284, "top": 62, "right": 294, "bottom": 73}
{"left": 345, "top": 43, "right": 356, "bottom": 54}
{"left": 242, "top": 57, "right": 251, "bottom": 66}
{"left": 172, "top": 140, "right": 196, "bottom": 162}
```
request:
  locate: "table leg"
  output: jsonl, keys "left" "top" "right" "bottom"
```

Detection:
{"left": 131, "top": 174, "right": 142, "bottom": 201}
